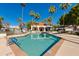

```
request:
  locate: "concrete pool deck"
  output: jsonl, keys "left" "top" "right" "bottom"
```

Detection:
{"left": 52, "top": 33, "right": 79, "bottom": 56}
{"left": 0, "top": 37, "right": 14, "bottom": 56}
{"left": 7, "top": 32, "right": 30, "bottom": 39}
{"left": 10, "top": 44, "right": 27, "bottom": 56}
{"left": 56, "top": 40, "right": 79, "bottom": 56}
{"left": 0, "top": 32, "right": 79, "bottom": 56}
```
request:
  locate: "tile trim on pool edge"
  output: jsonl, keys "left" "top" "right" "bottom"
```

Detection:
{"left": 40, "top": 38, "right": 60, "bottom": 56}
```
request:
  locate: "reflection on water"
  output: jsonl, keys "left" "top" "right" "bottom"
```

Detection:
{"left": 31, "top": 33, "right": 53, "bottom": 40}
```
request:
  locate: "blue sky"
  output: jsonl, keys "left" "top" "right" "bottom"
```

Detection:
{"left": 0, "top": 3, "right": 76, "bottom": 26}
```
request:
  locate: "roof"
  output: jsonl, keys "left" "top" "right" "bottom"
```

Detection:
{"left": 32, "top": 22, "right": 47, "bottom": 26}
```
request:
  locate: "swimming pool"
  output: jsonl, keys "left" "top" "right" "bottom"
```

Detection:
{"left": 15, "top": 33, "right": 60, "bottom": 56}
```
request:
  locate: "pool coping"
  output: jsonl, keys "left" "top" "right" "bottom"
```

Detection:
{"left": 10, "top": 44, "right": 27, "bottom": 56}
{"left": 44, "top": 39, "right": 64, "bottom": 56}
{"left": 40, "top": 35, "right": 61, "bottom": 56}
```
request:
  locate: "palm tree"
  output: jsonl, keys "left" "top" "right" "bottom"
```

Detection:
{"left": 30, "top": 10, "right": 35, "bottom": 17}
{"left": 46, "top": 17, "right": 52, "bottom": 25}
{"left": 21, "top": 3, "right": 26, "bottom": 21}
{"left": 17, "top": 3, "right": 26, "bottom": 32}
{"left": 29, "top": 10, "right": 40, "bottom": 31}
{"left": 0, "top": 16, "right": 4, "bottom": 30}
{"left": 49, "top": 5, "right": 56, "bottom": 25}
{"left": 34, "top": 13, "right": 40, "bottom": 19}
{"left": 30, "top": 10, "right": 35, "bottom": 24}
{"left": 49, "top": 5, "right": 56, "bottom": 15}
{"left": 30, "top": 10, "right": 40, "bottom": 23}
{"left": 60, "top": 3, "right": 71, "bottom": 25}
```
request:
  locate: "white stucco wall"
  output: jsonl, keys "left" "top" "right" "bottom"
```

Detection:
{"left": 0, "top": 33, "right": 6, "bottom": 38}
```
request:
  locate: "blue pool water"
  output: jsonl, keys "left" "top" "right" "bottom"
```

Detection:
{"left": 15, "top": 33, "right": 60, "bottom": 56}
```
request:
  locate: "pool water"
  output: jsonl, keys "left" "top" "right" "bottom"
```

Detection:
{"left": 15, "top": 33, "right": 60, "bottom": 56}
